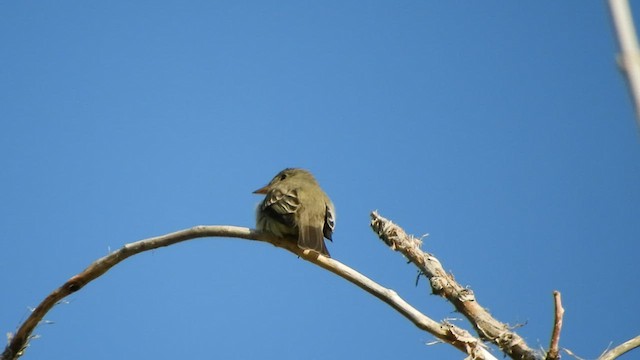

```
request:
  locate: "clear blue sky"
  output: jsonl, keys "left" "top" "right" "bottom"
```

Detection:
{"left": 1, "top": 2, "right": 639, "bottom": 359}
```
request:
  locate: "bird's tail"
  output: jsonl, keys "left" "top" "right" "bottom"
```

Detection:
{"left": 298, "top": 225, "right": 330, "bottom": 257}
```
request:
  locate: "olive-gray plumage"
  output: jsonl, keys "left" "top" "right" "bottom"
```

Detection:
{"left": 254, "top": 168, "right": 335, "bottom": 257}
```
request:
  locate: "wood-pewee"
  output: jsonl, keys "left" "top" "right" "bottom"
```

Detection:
{"left": 253, "top": 168, "right": 335, "bottom": 257}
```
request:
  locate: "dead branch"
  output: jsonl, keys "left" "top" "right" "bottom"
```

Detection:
{"left": 545, "top": 291, "right": 564, "bottom": 360}
{"left": 2, "top": 225, "right": 495, "bottom": 360}
{"left": 370, "top": 211, "right": 539, "bottom": 360}
{"left": 598, "top": 335, "right": 640, "bottom": 360}
{"left": 608, "top": 0, "right": 640, "bottom": 128}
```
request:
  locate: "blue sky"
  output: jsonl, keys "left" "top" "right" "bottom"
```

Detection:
{"left": 1, "top": 1, "right": 639, "bottom": 359}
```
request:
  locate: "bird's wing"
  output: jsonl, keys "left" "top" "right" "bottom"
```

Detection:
{"left": 261, "top": 188, "right": 300, "bottom": 227}
{"left": 323, "top": 203, "right": 335, "bottom": 241}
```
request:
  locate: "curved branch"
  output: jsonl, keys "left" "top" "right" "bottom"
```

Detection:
{"left": 2, "top": 225, "right": 495, "bottom": 360}
{"left": 598, "top": 335, "right": 640, "bottom": 360}
{"left": 370, "top": 211, "right": 540, "bottom": 360}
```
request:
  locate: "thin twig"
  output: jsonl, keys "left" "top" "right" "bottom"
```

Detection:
{"left": 370, "top": 211, "right": 540, "bottom": 360}
{"left": 2, "top": 225, "right": 495, "bottom": 360}
{"left": 598, "top": 335, "right": 640, "bottom": 360}
{"left": 545, "top": 291, "right": 564, "bottom": 360}
{"left": 563, "top": 348, "right": 586, "bottom": 360}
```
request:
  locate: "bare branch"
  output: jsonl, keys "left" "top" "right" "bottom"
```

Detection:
{"left": 370, "top": 211, "right": 540, "bottom": 360}
{"left": 608, "top": 0, "right": 640, "bottom": 128}
{"left": 2, "top": 225, "right": 496, "bottom": 360}
{"left": 312, "top": 255, "right": 495, "bottom": 359}
{"left": 598, "top": 335, "right": 640, "bottom": 360}
{"left": 545, "top": 291, "right": 565, "bottom": 360}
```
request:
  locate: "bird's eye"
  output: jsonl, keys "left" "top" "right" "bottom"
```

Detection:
{"left": 279, "top": 174, "right": 287, "bottom": 181}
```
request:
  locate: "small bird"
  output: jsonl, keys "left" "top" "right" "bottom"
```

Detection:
{"left": 253, "top": 168, "right": 335, "bottom": 257}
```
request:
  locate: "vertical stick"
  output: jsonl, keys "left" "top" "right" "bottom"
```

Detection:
{"left": 546, "top": 291, "right": 564, "bottom": 360}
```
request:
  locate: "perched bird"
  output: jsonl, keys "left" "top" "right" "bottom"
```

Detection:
{"left": 253, "top": 168, "right": 335, "bottom": 257}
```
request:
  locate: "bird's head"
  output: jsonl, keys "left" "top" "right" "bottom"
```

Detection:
{"left": 253, "top": 168, "right": 316, "bottom": 194}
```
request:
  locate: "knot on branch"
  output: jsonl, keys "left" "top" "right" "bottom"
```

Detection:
{"left": 430, "top": 276, "right": 446, "bottom": 293}
{"left": 442, "top": 321, "right": 488, "bottom": 359}
{"left": 458, "top": 288, "right": 476, "bottom": 303}
{"left": 495, "top": 330, "right": 517, "bottom": 348}
{"left": 66, "top": 275, "right": 84, "bottom": 293}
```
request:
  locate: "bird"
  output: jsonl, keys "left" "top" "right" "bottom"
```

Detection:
{"left": 253, "top": 168, "right": 335, "bottom": 257}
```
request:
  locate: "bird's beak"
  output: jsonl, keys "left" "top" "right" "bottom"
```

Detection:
{"left": 253, "top": 185, "right": 269, "bottom": 194}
